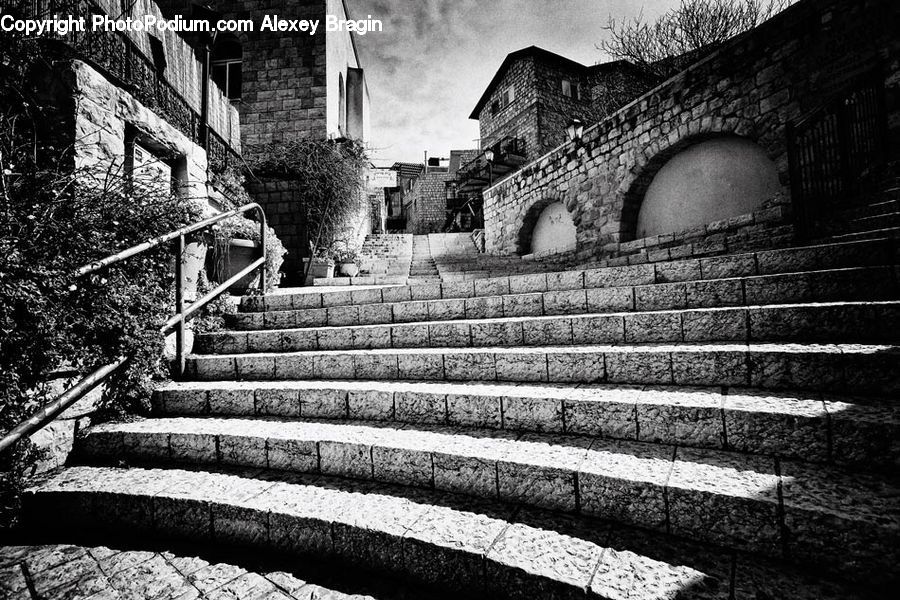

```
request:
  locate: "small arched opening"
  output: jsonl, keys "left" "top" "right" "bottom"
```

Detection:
{"left": 634, "top": 136, "right": 780, "bottom": 239}
{"left": 519, "top": 201, "right": 577, "bottom": 256}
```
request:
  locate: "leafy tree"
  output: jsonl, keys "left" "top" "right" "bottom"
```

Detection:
{"left": 600, "top": 0, "right": 791, "bottom": 78}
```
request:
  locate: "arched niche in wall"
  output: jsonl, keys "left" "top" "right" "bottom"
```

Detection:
{"left": 635, "top": 136, "right": 780, "bottom": 239}
{"left": 521, "top": 201, "right": 577, "bottom": 255}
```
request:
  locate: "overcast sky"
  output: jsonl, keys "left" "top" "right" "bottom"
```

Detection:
{"left": 346, "top": 1, "right": 679, "bottom": 166}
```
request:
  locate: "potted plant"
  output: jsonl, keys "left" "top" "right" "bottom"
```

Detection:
{"left": 207, "top": 215, "right": 286, "bottom": 294}
{"left": 302, "top": 248, "right": 335, "bottom": 284}
{"left": 333, "top": 247, "right": 360, "bottom": 277}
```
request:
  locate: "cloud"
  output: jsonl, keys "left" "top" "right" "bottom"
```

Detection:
{"left": 347, "top": 0, "right": 678, "bottom": 165}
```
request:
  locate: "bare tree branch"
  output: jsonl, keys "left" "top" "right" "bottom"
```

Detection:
{"left": 600, "top": 0, "right": 792, "bottom": 78}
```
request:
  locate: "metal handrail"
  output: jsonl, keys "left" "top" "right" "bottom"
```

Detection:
{"left": 0, "top": 203, "right": 268, "bottom": 455}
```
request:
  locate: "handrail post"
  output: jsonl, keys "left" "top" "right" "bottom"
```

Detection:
{"left": 175, "top": 234, "right": 186, "bottom": 379}
{"left": 259, "top": 207, "right": 267, "bottom": 293}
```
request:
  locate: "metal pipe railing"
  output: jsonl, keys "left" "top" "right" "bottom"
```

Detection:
{"left": 0, "top": 203, "right": 268, "bottom": 455}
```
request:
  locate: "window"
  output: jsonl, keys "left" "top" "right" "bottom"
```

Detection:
{"left": 490, "top": 86, "right": 515, "bottom": 116}
{"left": 148, "top": 35, "right": 166, "bottom": 73}
{"left": 561, "top": 79, "right": 580, "bottom": 101}
{"left": 211, "top": 35, "right": 242, "bottom": 100}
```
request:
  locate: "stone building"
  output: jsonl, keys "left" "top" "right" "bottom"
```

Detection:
{"left": 456, "top": 47, "right": 653, "bottom": 233}
{"left": 470, "top": 46, "right": 653, "bottom": 161}
{"left": 7, "top": 0, "right": 242, "bottom": 473}
{"left": 383, "top": 161, "right": 425, "bottom": 232}
{"left": 156, "top": 0, "right": 373, "bottom": 284}
{"left": 156, "top": 0, "right": 370, "bottom": 154}
{"left": 22, "top": 0, "right": 241, "bottom": 212}
{"left": 405, "top": 149, "right": 479, "bottom": 234}
{"left": 483, "top": 0, "right": 900, "bottom": 262}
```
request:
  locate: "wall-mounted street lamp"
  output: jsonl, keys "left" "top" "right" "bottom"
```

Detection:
{"left": 484, "top": 149, "right": 495, "bottom": 187}
{"left": 566, "top": 118, "right": 584, "bottom": 142}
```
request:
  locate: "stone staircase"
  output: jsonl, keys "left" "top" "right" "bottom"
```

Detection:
{"left": 22, "top": 236, "right": 900, "bottom": 598}
{"left": 315, "top": 234, "right": 412, "bottom": 287}
{"left": 429, "top": 232, "right": 567, "bottom": 282}
{"left": 408, "top": 235, "right": 441, "bottom": 284}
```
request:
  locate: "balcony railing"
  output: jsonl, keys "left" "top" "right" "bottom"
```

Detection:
{"left": 24, "top": 0, "right": 240, "bottom": 173}
{"left": 456, "top": 137, "right": 527, "bottom": 194}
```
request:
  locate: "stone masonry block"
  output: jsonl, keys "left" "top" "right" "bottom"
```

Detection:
{"left": 571, "top": 315, "right": 625, "bottom": 344}
{"left": 428, "top": 298, "right": 466, "bottom": 321}
{"left": 444, "top": 352, "right": 496, "bottom": 381}
{"left": 495, "top": 352, "right": 548, "bottom": 383}
{"left": 542, "top": 290, "right": 587, "bottom": 315}
{"left": 586, "top": 287, "right": 634, "bottom": 312}
{"left": 503, "top": 293, "right": 543, "bottom": 318}
{"left": 547, "top": 352, "right": 604, "bottom": 383}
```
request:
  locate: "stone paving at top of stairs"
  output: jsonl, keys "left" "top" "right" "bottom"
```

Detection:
{"left": 0, "top": 541, "right": 436, "bottom": 600}
{"left": 23, "top": 465, "right": 891, "bottom": 599}
{"left": 237, "top": 236, "right": 899, "bottom": 315}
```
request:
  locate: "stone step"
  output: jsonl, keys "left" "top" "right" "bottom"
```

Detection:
{"left": 25, "top": 466, "right": 885, "bottom": 598}
{"left": 201, "top": 302, "right": 900, "bottom": 355}
{"left": 822, "top": 226, "right": 900, "bottom": 243}
{"left": 242, "top": 237, "right": 896, "bottom": 313}
{"left": 228, "top": 266, "right": 898, "bottom": 330}
{"left": 77, "top": 417, "right": 900, "bottom": 573}
{"left": 78, "top": 417, "right": 900, "bottom": 569}
{"left": 152, "top": 381, "right": 898, "bottom": 469}
{"left": 0, "top": 542, "right": 436, "bottom": 600}
{"left": 312, "top": 275, "right": 407, "bottom": 286}
{"left": 185, "top": 343, "right": 900, "bottom": 396}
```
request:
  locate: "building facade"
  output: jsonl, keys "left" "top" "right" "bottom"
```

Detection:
{"left": 481, "top": 0, "right": 900, "bottom": 263}
{"left": 23, "top": 0, "right": 241, "bottom": 211}
{"left": 470, "top": 47, "right": 654, "bottom": 162}
{"left": 157, "top": 0, "right": 373, "bottom": 283}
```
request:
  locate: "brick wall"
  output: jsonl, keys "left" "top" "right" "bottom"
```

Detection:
{"left": 477, "top": 54, "right": 654, "bottom": 162}
{"left": 245, "top": 179, "right": 307, "bottom": 284}
{"left": 478, "top": 59, "right": 542, "bottom": 158}
{"left": 157, "top": 0, "right": 329, "bottom": 158}
{"left": 483, "top": 0, "right": 900, "bottom": 261}
{"left": 405, "top": 171, "right": 454, "bottom": 234}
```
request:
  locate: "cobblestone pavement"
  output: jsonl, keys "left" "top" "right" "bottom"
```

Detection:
{"left": 0, "top": 540, "right": 443, "bottom": 600}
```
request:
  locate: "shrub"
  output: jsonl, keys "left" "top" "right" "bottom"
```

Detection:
{"left": 246, "top": 138, "right": 368, "bottom": 272}
{"left": 0, "top": 10, "right": 205, "bottom": 526}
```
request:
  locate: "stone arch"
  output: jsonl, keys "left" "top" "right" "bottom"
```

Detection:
{"left": 518, "top": 199, "right": 577, "bottom": 255}
{"left": 618, "top": 123, "right": 780, "bottom": 241}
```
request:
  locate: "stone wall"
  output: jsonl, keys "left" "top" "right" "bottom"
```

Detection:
{"left": 245, "top": 179, "right": 306, "bottom": 284}
{"left": 405, "top": 171, "right": 453, "bottom": 234}
{"left": 157, "top": 0, "right": 328, "bottom": 156}
{"left": 55, "top": 60, "right": 211, "bottom": 209}
{"left": 476, "top": 54, "right": 653, "bottom": 162}
{"left": 477, "top": 58, "right": 542, "bottom": 158}
{"left": 532, "top": 59, "right": 602, "bottom": 153}
{"left": 482, "top": 0, "right": 900, "bottom": 260}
